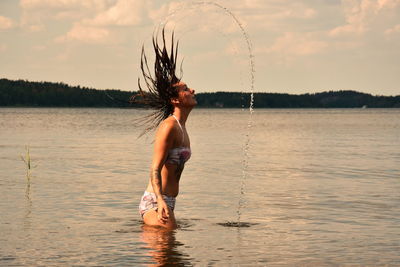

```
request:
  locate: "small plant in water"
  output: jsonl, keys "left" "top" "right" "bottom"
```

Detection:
{"left": 21, "top": 145, "right": 36, "bottom": 197}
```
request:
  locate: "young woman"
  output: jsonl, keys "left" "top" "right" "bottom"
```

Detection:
{"left": 136, "top": 30, "right": 196, "bottom": 229}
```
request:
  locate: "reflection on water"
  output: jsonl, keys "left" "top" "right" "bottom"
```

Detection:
{"left": 140, "top": 225, "right": 192, "bottom": 266}
{"left": 23, "top": 188, "right": 32, "bottom": 232}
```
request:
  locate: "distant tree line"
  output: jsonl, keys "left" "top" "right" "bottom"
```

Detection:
{"left": 0, "top": 79, "right": 130, "bottom": 107}
{"left": 1, "top": 78, "right": 399, "bottom": 108}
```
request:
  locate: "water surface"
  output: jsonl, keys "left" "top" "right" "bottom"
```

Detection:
{"left": 0, "top": 108, "right": 399, "bottom": 266}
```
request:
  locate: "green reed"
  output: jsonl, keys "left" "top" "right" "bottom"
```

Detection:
{"left": 21, "top": 145, "right": 36, "bottom": 198}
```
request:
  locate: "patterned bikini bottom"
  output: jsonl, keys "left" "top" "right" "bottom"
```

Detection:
{"left": 138, "top": 191, "right": 176, "bottom": 218}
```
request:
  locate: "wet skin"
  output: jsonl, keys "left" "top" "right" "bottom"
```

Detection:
{"left": 143, "top": 82, "right": 196, "bottom": 229}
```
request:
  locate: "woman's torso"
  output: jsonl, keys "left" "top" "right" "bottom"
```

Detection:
{"left": 146, "top": 116, "right": 191, "bottom": 197}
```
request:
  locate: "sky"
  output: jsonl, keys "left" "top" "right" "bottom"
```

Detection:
{"left": 0, "top": 0, "right": 399, "bottom": 95}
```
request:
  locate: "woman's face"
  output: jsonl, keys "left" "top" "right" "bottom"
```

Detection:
{"left": 174, "top": 82, "right": 197, "bottom": 107}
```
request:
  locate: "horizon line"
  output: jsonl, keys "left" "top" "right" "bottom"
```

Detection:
{"left": 1, "top": 77, "right": 399, "bottom": 97}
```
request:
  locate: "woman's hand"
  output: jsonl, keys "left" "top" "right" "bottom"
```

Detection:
{"left": 157, "top": 198, "right": 170, "bottom": 224}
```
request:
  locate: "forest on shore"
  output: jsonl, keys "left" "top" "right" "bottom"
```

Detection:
{"left": 1, "top": 78, "right": 399, "bottom": 108}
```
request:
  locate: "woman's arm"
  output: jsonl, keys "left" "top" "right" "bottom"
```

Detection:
{"left": 150, "top": 120, "right": 174, "bottom": 223}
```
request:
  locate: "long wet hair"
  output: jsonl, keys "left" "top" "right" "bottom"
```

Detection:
{"left": 132, "top": 28, "right": 183, "bottom": 136}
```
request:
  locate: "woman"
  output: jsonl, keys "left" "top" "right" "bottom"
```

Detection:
{"left": 136, "top": 29, "right": 196, "bottom": 229}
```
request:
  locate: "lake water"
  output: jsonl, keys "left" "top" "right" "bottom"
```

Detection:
{"left": 0, "top": 108, "right": 399, "bottom": 266}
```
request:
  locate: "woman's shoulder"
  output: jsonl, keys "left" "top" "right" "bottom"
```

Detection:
{"left": 160, "top": 116, "right": 177, "bottom": 128}
{"left": 157, "top": 117, "right": 179, "bottom": 135}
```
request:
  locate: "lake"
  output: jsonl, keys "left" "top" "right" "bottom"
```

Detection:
{"left": 0, "top": 108, "right": 399, "bottom": 266}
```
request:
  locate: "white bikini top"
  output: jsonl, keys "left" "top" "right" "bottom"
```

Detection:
{"left": 165, "top": 115, "right": 191, "bottom": 165}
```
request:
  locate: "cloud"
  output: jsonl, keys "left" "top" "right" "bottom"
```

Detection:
{"left": 52, "top": 0, "right": 156, "bottom": 44}
{"left": 385, "top": 23, "right": 400, "bottom": 34}
{"left": 142, "top": 1, "right": 241, "bottom": 35}
{"left": 19, "top": 0, "right": 111, "bottom": 31}
{"left": 55, "top": 23, "right": 111, "bottom": 44}
{"left": 234, "top": 0, "right": 318, "bottom": 32}
{"left": 82, "top": 0, "right": 152, "bottom": 26}
{"left": 0, "top": 16, "right": 15, "bottom": 30}
{"left": 241, "top": 0, "right": 316, "bottom": 18}
{"left": 19, "top": 0, "right": 109, "bottom": 11}
{"left": 262, "top": 32, "right": 328, "bottom": 57}
{"left": 329, "top": 0, "right": 400, "bottom": 36}
{"left": 145, "top": 1, "right": 317, "bottom": 37}
{"left": 377, "top": 0, "right": 400, "bottom": 9}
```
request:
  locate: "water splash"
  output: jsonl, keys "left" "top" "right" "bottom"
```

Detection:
{"left": 159, "top": 1, "right": 255, "bottom": 225}
{"left": 237, "top": 93, "right": 254, "bottom": 223}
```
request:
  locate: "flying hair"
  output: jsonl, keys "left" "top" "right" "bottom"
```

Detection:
{"left": 132, "top": 27, "right": 183, "bottom": 137}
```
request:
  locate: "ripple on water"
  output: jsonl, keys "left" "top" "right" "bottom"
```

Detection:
{"left": 217, "top": 221, "right": 258, "bottom": 228}
{"left": 114, "top": 218, "right": 199, "bottom": 233}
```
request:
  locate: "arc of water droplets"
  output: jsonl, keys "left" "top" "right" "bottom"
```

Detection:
{"left": 197, "top": 1, "right": 255, "bottom": 224}
{"left": 159, "top": 1, "right": 255, "bottom": 224}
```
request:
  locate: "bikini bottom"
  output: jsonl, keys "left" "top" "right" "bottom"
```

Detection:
{"left": 139, "top": 191, "right": 176, "bottom": 218}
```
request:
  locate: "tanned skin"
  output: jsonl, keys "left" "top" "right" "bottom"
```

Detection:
{"left": 143, "top": 82, "right": 196, "bottom": 229}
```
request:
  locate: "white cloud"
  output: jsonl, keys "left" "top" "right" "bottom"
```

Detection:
{"left": 0, "top": 16, "right": 15, "bottom": 30}
{"left": 19, "top": 0, "right": 110, "bottom": 11}
{"left": 55, "top": 24, "right": 111, "bottom": 44}
{"left": 262, "top": 32, "right": 328, "bottom": 58}
{"left": 329, "top": 0, "right": 400, "bottom": 36}
{"left": 385, "top": 23, "right": 400, "bottom": 34}
{"left": 241, "top": 0, "right": 316, "bottom": 18}
{"left": 235, "top": 0, "right": 318, "bottom": 30}
{"left": 19, "top": 0, "right": 112, "bottom": 31}
{"left": 51, "top": 0, "right": 157, "bottom": 44}
{"left": 83, "top": 0, "right": 152, "bottom": 26}
{"left": 377, "top": 0, "right": 400, "bottom": 9}
{"left": 155, "top": 2, "right": 247, "bottom": 35}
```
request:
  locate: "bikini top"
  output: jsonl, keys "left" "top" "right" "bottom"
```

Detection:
{"left": 165, "top": 115, "right": 191, "bottom": 166}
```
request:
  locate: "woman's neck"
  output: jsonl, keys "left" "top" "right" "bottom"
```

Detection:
{"left": 172, "top": 108, "right": 190, "bottom": 126}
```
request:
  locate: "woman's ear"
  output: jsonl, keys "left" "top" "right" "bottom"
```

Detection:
{"left": 171, "top": 98, "right": 180, "bottom": 105}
